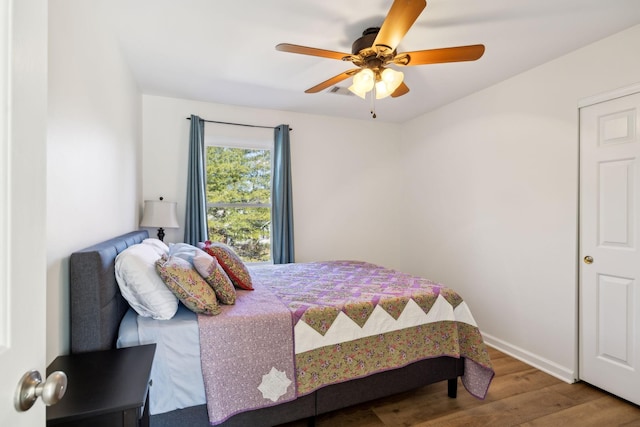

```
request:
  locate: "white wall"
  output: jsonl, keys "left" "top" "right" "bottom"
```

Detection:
{"left": 142, "top": 95, "right": 403, "bottom": 267}
{"left": 399, "top": 24, "right": 640, "bottom": 381}
{"left": 47, "top": 1, "right": 142, "bottom": 360}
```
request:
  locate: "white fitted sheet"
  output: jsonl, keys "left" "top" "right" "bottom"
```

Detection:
{"left": 117, "top": 305, "right": 205, "bottom": 415}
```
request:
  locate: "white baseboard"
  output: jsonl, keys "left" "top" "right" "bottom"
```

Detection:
{"left": 482, "top": 332, "right": 577, "bottom": 384}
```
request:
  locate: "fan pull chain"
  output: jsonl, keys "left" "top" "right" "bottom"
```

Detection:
{"left": 370, "top": 87, "right": 377, "bottom": 119}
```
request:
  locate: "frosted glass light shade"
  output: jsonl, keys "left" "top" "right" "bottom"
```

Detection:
{"left": 348, "top": 69, "right": 375, "bottom": 99}
{"left": 375, "top": 68, "right": 404, "bottom": 99}
{"left": 348, "top": 68, "right": 404, "bottom": 100}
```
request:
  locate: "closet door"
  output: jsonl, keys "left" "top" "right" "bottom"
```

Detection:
{"left": 579, "top": 88, "right": 640, "bottom": 406}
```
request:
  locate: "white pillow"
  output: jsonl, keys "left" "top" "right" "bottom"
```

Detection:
{"left": 142, "top": 238, "right": 170, "bottom": 256}
{"left": 115, "top": 243, "right": 178, "bottom": 319}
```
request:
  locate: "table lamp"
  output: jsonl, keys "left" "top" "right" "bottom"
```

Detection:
{"left": 140, "top": 197, "right": 179, "bottom": 241}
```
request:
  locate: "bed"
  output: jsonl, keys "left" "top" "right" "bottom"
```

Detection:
{"left": 69, "top": 230, "right": 493, "bottom": 427}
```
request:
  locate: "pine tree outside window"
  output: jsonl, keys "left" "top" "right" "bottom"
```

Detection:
{"left": 205, "top": 140, "right": 272, "bottom": 263}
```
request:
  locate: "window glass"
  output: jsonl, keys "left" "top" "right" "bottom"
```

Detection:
{"left": 206, "top": 146, "right": 271, "bottom": 262}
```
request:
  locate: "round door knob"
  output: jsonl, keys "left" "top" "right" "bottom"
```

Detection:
{"left": 584, "top": 256, "right": 594, "bottom": 264}
{"left": 14, "top": 370, "right": 67, "bottom": 412}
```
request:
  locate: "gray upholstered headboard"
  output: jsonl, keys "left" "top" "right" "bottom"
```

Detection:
{"left": 69, "top": 230, "right": 148, "bottom": 354}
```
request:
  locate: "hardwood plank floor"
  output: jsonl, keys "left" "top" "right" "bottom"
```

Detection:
{"left": 279, "top": 347, "right": 640, "bottom": 427}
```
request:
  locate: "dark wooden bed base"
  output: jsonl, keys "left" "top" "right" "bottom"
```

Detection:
{"left": 69, "top": 230, "right": 464, "bottom": 427}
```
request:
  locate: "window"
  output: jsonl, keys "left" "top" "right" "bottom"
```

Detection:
{"left": 205, "top": 138, "right": 272, "bottom": 262}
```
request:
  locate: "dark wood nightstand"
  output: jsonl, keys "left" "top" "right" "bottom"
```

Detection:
{"left": 46, "top": 344, "right": 156, "bottom": 427}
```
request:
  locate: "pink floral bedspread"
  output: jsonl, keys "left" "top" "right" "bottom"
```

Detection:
{"left": 250, "top": 261, "right": 494, "bottom": 399}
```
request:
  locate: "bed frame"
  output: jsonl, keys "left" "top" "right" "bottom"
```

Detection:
{"left": 69, "top": 230, "right": 465, "bottom": 427}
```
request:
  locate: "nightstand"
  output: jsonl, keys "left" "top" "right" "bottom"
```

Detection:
{"left": 46, "top": 344, "right": 156, "bottom": 427}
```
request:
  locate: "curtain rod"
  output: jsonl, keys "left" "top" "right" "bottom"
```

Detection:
{"left": 186, "top": 117, "right": 292, "bottom": 131}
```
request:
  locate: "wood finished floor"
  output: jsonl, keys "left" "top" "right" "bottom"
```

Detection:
{"left": 279, "top": 347, "right": 640, "bottom": 427}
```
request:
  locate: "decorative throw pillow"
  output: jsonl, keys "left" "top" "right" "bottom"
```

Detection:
{"left": 115, "top": 243, "right": 178, "bottom": 320}
{"left": 199, "top": 241, "right": 254, "bottom": 290}
{"left": 155, "top": 255, "right": 221, "bottom": 315}
{"left": 193, "top": 251, "right": 236, "bottom": 304}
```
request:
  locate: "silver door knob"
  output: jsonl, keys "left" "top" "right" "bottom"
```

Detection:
{"left": 584, "top": 256, "right": 594, "bottom": 264}
{"left": 14, "top": 370, "right": 67, "bottom": 412}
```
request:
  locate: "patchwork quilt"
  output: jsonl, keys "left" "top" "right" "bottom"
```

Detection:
{"left": 250, "top": 261, "right": 494, "bottom": 398}
{"left": 199, "top": 261, "right": 494, "bottom": 425}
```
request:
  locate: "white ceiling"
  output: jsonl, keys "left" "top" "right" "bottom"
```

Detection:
{"left": 105, "top": 0, "right": 640, "bottom": 123}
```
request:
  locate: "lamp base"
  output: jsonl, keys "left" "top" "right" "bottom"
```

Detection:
{"left": 157, "top": 228, "right": 165, "bottom": 242}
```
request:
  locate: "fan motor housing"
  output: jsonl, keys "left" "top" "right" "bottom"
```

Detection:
{"left": 351, "top": 27, "right": 379, "bottom": 54}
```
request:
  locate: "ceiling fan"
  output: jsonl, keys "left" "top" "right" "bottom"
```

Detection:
{"left": 276, "top": 0, "right": 484, "bottom": 103}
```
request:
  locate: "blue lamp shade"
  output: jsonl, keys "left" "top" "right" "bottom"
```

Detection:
{"left": 140, "top": 199, "right": 179, "bottom": 241}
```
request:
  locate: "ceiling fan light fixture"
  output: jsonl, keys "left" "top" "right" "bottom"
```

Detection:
{"left": 375, "top": 68, "right": 404, "bottom": 99}
{"left": 348, "top": 68, "right": 375, "bottom": 98}
{"left": 277, "top": 0, "right": 486, "bottom": 107}
{"left": 348, "top": 83, "right": 368, "bottom": 99}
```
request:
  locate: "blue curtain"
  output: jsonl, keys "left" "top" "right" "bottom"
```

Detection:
{"left": 272, "top": 125, "right": 295, "bottom": 264}
{"left": 184, "top": 115, "right": 209, "bottom": 245}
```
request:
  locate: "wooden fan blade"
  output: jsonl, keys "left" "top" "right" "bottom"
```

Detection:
{"left": 276, "top": 43, "right": 350, "bottom": 61}
{"left": 373, "top": 0, "right": 426, "bottom": 52}
{"left": 398, "top": 44, "right": 485, "bottom": 65}
{"left": 305, "top": 69, "right": 360, "bottom": 93}
{"left": 391, "top": 82, "right": 410, "bottom": 97}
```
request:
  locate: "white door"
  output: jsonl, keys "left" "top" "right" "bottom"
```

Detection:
{"left": 579, "top": 87, "right": 640, "bottom": 405}
{"left": 0, "top": 0, "right": 48, "bottom": 425}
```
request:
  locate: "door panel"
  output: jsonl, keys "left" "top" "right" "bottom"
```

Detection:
{"left": 0, "top": 0, "right": 47, "bottom": 424}
{"left": 580, "top": 90, "right": 640, "bottom": 406}
{"left": 596, "top": 274, "right": 634, "bottom": 367}
{"left": 598, "top": 159, "right": 634, "bottom": 248}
